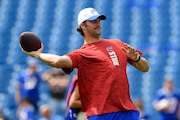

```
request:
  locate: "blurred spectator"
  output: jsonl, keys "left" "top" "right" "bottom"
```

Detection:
{"left": 65, "top": 71, "right": 87, "bottom": 120}
{"left": 153, "top": 78, "right": 180, "bottom": 120}
{"left": 0, "top": 107, "right": 9, "bottom": 120}
{"left": 15, "top": 59, "right": 42, "bottom": 111}
{"left": 134, "top": 99, "right": 151, "bottom": 120}
{"left": 16, "top": 97, "right": 36, "bottom": 120}
{"left": 42, "top": 68, "right": 69, "bottom": 118}
{"left": 38, "top": 104, "right": 64, "bottom": 120}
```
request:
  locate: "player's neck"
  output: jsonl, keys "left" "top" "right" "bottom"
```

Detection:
{"left": 84, "top": 35, "right": 101, "bottom": 44}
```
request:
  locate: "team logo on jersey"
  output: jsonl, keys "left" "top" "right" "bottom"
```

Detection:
{"left": 106, "top": 46, "right": 119, "bottom": 66}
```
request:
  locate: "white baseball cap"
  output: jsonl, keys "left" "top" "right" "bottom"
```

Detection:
{"left": 77, "top": 7, "right": 106, "bottom": 26}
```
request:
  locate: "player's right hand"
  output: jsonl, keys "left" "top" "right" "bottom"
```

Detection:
{"left": 21, "top": 43, "right": 44, "bottom": 58}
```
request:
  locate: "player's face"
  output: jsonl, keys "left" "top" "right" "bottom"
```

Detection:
{"left": 29, "top": 65, "right": 37, "bottom": 74}
{"left": 164, "top": 81, "right": 173, "bottom": 91}
{"left": 84, "top": 18, "right": 102, "bottom": 38}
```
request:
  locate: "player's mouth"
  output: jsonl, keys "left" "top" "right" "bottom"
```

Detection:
{"left": 95, "top": 27, "right": 101, "bottom": 31}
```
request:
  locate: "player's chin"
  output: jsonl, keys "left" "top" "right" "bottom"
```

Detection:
{"left": 94, "top": 33, "right": 101, "bottom": 38}
{"left": 94, "top": 30, "right": 101, "bottom": 35}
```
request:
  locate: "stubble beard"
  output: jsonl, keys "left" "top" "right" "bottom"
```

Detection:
{"left": 86, "top": 26, "right": 101, "bottom": 38}
{"left": 93, "top": 27, "right": 101, "bottom": 38}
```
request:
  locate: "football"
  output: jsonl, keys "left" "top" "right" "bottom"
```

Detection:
{"left": 20, "top": 32, "right": 41, "bottom": 52}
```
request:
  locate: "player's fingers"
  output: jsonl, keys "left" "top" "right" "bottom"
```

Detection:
{"left": 124, "top": 44, "right": 133, "bottom": 52}
{"left": 121, "top": 47, "right": 128, "bottom": 53}
{"left": 37, "top": 43, "right": 44, "bottom": 52}
{"left": 19, "top": 44, "right": 28, "bottom": 53}
{"left": 20, "top": 46, "right": 36, "bottom": 57}
{"left": 123, "top": 43, "right": 137, "bottom": 54}
{"left": 124, "top": 43, "right": 128, "bottom": 46}
{"left": 126, "top": 45, "right": 136, "bottom": 53}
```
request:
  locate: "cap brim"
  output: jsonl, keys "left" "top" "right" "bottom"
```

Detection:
{"left": 87, "top": 15, "right": 106, "bottom": 21}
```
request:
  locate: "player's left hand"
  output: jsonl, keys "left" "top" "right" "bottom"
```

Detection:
{"left": 121, "top": 43, "right": 139, "bottom": 61}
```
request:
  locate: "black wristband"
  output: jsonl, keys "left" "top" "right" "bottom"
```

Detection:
{"left": 135, "top": 55, "right": 141, "bottom": 62}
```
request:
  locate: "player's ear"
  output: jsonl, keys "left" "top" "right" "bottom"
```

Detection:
{"left": 80, "top": 21, "right": 87, "bottom": 29}
{"left": 80, "top": 24, "right": 84, "bottom": 29}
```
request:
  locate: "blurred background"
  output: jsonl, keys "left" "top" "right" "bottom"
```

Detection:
{"left": 0, "top": 0, "right": 180, "bottom": 120}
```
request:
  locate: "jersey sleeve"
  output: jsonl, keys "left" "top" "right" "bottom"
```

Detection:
{"left": 62, "top": 52, "right": 79, "bottom": 74}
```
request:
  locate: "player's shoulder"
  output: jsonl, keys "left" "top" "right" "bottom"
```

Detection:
{"left": 104, "top": 39, "right": 124, "bottom": 44}
{"left": 103, "top": 38, "right": 122, "bottom": 42}
{"left": 102, "top": 39, "right": 125, "bottom": 47}
{"left": 156, "top": 88, "right": 168, "bottom": 97}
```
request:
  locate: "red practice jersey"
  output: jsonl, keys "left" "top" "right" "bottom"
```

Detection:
{"left": 64, "top": 39, "right": 141, "bottom": 117}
